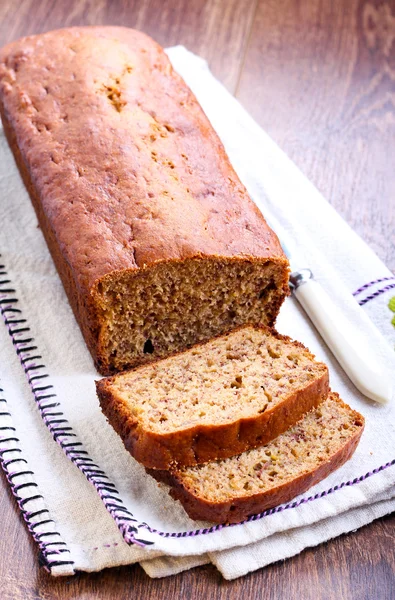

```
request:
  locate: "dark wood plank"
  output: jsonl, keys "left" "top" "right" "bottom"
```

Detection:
{"left": 0, "top": 0, "right": 394, "bottom": 598}
{"left": 236, "top": 0, "right": 395, "bottom": 271}
{"left": 0, "top": 0, "right": 258, "bottom": 92}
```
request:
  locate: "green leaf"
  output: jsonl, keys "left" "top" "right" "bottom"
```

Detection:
{"left": 389, "top": 296, "right": 395, "bottom": 313}
{"left": 392, "top": 314, "right": 395, "bottom": 329}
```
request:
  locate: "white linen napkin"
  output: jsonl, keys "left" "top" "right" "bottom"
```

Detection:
{"left": 0, "top": 46, "right": 394, "bottom": 580}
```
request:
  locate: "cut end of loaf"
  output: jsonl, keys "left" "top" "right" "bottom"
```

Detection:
{"left": 0, "top": 27, "right": 290, "bottom": 378}
{"left": 94, "top": 257, "right": 289, "bottom": 374}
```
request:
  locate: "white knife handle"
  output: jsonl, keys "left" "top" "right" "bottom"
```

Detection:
{"left": 290, "top": 269, "right": 392, "bottom": 404}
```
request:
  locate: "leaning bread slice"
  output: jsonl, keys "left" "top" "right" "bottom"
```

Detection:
{"left": 97, "top": 325, "right": 329, "bottom": 469}
{"left": 148, "top": 392, "right": 364, "bottom": 523}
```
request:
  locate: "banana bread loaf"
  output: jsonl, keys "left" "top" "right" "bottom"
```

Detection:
{"left": 97, "top": 325, "right": 329, "bottom": 468}
{"left": 0, "top": 27, "right": 289, "bottom": 375}
{"left": 149, "top": 392, "right": 364, "bottom": 523}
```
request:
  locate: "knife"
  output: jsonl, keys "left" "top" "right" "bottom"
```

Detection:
{"left": 268, "top": 215, "right": 392, "bottom": 405}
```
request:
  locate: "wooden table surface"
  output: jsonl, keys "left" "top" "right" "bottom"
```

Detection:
{"left": 0, "top": 0, "right": 394, "bottom": 598}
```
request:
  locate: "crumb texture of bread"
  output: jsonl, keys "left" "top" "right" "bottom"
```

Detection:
{"left": 148, "top": 393, "right": 364, "bottom": 523}
{"left": 0, "top": 26, "right": 289, "bottom": 374}
{"left": 97, "top": 325, "right": 329, "bottom": 468}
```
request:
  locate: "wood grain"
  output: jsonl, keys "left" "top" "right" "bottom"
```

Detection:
{"left": 0, "top": 0, "right": 258, "bottom": 91}
{"left": 0, "top": 0, "right": 394, "bottom": 597}
{"left": 236, "top": 0, "right": 395, "bottom": 270}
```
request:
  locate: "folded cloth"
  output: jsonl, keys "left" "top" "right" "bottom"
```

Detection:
{"left": 141, "top": 491, "right": 394, "bottom": 579}
{"left": 0, "top": 46, "right": 394, "bottom": 579}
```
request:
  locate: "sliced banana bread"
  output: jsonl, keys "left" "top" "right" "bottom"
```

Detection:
{"left": 96, "top": 325, "right": 329, "bottom": 469}
{"left": 0, "top": 27, "right": 289, "bottom": 375}
{"left": 148, "top": 392, "right": 364, "bottom": 523}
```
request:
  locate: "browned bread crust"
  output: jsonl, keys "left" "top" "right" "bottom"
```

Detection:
{"left": 0, "top": 27, "right": 289, "bottom": 374}
{"left": 148, "top": 392, "right": 364, "bottom": 523}
{"left": 96, "top": 325, "right": 329, "bottom": 469}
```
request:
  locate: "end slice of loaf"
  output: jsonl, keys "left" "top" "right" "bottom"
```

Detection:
{"left": 96, "top": 325, "right": 329, "bottom": 469}
{"left": 148, "top": 392, "right": 364, "bottom": 524}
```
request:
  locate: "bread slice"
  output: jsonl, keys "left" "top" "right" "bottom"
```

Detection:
{"left": 148, "top": 393, "right": 364, "bottom": 523}
{"left": 96, "top": 325, "right": 329, "bottom": 469}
